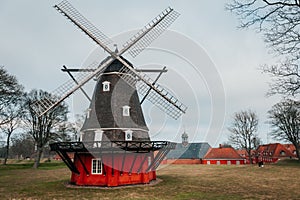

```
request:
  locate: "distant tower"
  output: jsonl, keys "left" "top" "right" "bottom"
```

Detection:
{"left": 182, "top": 131, "right": 189, "bottom": 146}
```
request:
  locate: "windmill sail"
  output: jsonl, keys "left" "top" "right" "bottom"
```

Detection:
{"left": 31, "top": 58, "right": 115, "bottom": 116}
{"left": 117, "top": 65, "right": 187, "bottom": 120}
{"left": 55, "top": 1, "right": 179, "bottom": 59}
{"left": 54, "top": 0, "right": 113, "bottom": 46}
{"left": 53, "top": 1, "right": 185, "bottom": 119}
{"left": 33, "top": 1, "right": 186, "bottom": 119}
{"left": 122, "top": 7, "right": 180, "bottom": 57}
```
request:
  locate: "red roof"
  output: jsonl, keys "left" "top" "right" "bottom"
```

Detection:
{"left": 204, "top": 147, "right": 243, "bottom": 160}
{"left": 236, "top": 149, "right": 256, "bottom": 158}
{"left": 283, "top": 144, "right": 297, "bottom": 155}
{"left": 257, "top": 143, "right": 295, "bottom": 158}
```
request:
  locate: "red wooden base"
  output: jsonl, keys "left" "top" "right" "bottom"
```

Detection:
{"left": 50, "top": 141, "right": 175, "bottom": 187}
{"left": 70, "top": 153, "right": 156, "bottom": 187}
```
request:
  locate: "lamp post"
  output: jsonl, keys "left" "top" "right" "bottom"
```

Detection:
{"left": 253, "top": 137, "right": 258, "bottom": 164}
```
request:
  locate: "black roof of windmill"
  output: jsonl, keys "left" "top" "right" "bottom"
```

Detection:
{"left": 31, "top": 1, "right": 188, "bottom": 140}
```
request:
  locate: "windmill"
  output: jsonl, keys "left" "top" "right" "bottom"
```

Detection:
{"left": 34, "top": 0, "right": 187, "bottom": 187}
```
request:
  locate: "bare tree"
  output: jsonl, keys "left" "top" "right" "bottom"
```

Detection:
{"left": 268, "top": 99, "right": 300, "bottom": 159}
{"left": 0, "top": 99, "right": 24, "bottom": 165}
{"left": 23, "top": 89, "right": 68, "bottom": 168}
{"left": 228, "top": 110, "right": 259, "bottom": 164}
{"left": 56, "top": 122, "right": 74, "bottom": 142}
{"left": 0, "top": 66, "right": 24, "bottom": 164}
{"left": 227, "top": 1, "right": 300, "bottom": 97}
{"left": 51, "top": 113, "right": 85, "bottom": 143}
{"left": 262, "top": 60, "right": 300, "bottom": 96}
{"left": 227, "top": 1, "right": 300, "bottom": 58}
{"left": 0, "top": 66, "right": 23, "bottom": 125}
{"left": 10, "top": 134, "right": 35, "bottom": 159}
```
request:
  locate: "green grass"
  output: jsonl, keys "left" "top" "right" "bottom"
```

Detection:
{"left": 276, "top": 158, "right": 300, "bottom": 166}
{"left": 0, "top": 160, "right": 66, "bottom": 170}
{"left": 0, "top": 160, "right": 300, "bottom": 199}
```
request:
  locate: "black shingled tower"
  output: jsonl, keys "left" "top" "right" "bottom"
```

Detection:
{"left": 81, "top": 57, "right": 150, "bottom": 142}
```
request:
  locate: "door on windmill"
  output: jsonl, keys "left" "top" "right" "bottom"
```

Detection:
{"left": 93, "top": 130, "right": 103, "bottom": 147}
{"left": 91, "top": 159, "right": 102, "bottom": 174}
{"left": 125, "top": 130, "right": 133, "bottom": 141}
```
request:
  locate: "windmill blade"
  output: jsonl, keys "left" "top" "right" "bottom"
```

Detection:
{"left": 50, "top": 1, "right": 186, "bottom": 119}
{"left": 136, "top": 69, "right": 168, "bottom": 73}
{"left": 121, "top": 7, "right": 180, "bottom": 58}
{"left": 117, "top": 64, "right": 187, "bottom": 120}
{"left": 55, "top": 1, "right": 179, "bottom": 60}
{"left": 61, "top": 68, "right": 168, "bottom": 73}
{"left": 54, "top": 0, "right": 113, "bottom": 51}
{"left": 61, "top": 68, "right": 96, "bottom": 72}
{"left": 31, "top": 57, "right": 115, "bottom": 117}
{"left": 62, "top": 65, "right": 91, "bottom": 102}
{"left": 140, "top": 66, "right": 167, "bottom": 104}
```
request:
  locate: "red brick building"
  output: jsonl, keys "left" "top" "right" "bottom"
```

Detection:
{"left": 236, "top": 149, "right": 256, "bottom": 164}
{"left": 202, "top": 145, "right": 245, "bottom": 165}
{"left": 283, "top": 144, "right": 297, "bottom": 156}
{"left": 256, "top": 143, "right": 296, "bottom": 163}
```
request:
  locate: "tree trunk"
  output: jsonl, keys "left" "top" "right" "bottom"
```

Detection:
{"left": 3, "top": 145, "right": 9, "bottom": 165}
{"left": 3, "top": 135, "right": 10, "bottom": 165}
{"left": 33, "top": 147, "right": 43, "bottom": 168}
{"left": 294, "top": 144, "right": 300, "bottom": 161}
{"left": 247, "top": 149, "right": 253, "bottom": 164}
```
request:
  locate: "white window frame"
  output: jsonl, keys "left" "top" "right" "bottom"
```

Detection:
{"left": 79, "top": 131, "right": 84, "bottom": 142}
{"left": 93, "top": 130, "right": 103, "bottom": 148}
{"left": 125, "top": 129, "right": 133, "bottom": 141}
{"left": 91, "top": 159, "right": 102, "bottom": 174}
{"left": 122, "top": 105, "right": 130, "bottom": 116}
{"left": 102, "top": 81, "right": 110, "bottom": 92}
{"left": 94, "top": 130, "right": 103, "bottom": 141}
{"left": 86, "top": 108, "right": 92, "bottom": 119}
{"left": 148, "top": 156, "right": 152, "bottom": 167}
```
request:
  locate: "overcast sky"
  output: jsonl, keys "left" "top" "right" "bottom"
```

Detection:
{"left": 0, "top": 0, "right": 281, "bottom": 146}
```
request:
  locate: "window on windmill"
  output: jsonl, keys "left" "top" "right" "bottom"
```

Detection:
{"left": 91, "top": 159, "right": 102, "bottom": 174}
{"left": 148, "top": 156, "right": 152, "bottom": 167}
{"left": 125, "top": 129, "right": 133, "bottom": 141}
{"left": 102, "top": 81, "right": 110, "bottom": 92}
{"left": 122, "top": 105, "right": 130, "bottom": 116}
{"left": 86, "top": 108, "right": 92, "bottom": 119}
{"left": 93, "top": 130, "right": 103, "bottom": 148}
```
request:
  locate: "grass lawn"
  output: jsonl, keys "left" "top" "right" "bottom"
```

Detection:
{"left": 0, "top": 160, "right": 299, "bottom": 199}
